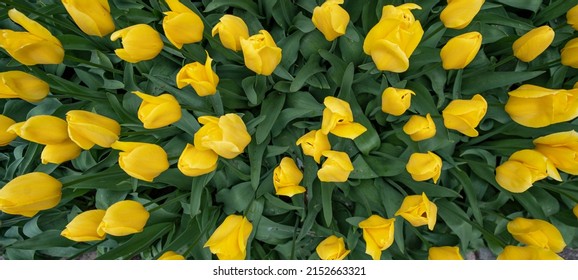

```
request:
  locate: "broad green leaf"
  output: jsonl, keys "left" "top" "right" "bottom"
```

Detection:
{"left": 204, "top": 0, "right": 261, "bottom": 17}
{"left": 462, "top": 71, "right": 545, "bottom": 95}
{"left": 96, "top": 223, "right": 172, "bottom": 260}
{"left": 256, "top": 93, "right": 286, "bottom": 144}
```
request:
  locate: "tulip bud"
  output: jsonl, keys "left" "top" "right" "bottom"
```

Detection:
{"left": 194, "top": 114, "right": 251, "bottom": 159}
{"left": 395, "top": 192, "right": 437, "bottom": 230}
{"left": 66, "top": 110, "right": 121, "bottom": 150}
{"left": 316, "top": 235, "right": 350, "bottom": 260}
{"left": 513, "top": 26, "right": 555, "bottom": 62}
{"left": 240, "top": 30, "right": 282, "bottom": 75}
{"left": 497, "top": 245, "right": 563, "bottom": 260}
{"left": 567, "top": 5, "right": 578, "bottom": 31}
{"left": 381, "top": 87, "right": 415, "bottom": 116}
{"left": 428, "top": 246, "right": 464, "bottom": 260}
{"left": 0, "top": 9, "right": 64, "bottom": 65}
{"left": 61, "top": 209, "right": 106, "bottom": 242}
{"left": 61, "top": 0, "right": 115, "bottom": 37}
{"left": 561, "top": 38, "right": 578, "bottom": 68}
{"left": 158, "top": 251, "right": 185, "bottom": 260}
{"left": 440, "top": 32, "right": 482, "bottom": 70}
{"left": 41, "top": 140, "right": 82, "bottom": 164}
{"left": 495, "top": 149, "right": 561, "bottom": 193}
{"left": 97, "top": 200, "right": 150, "bottom": 237}
{"left": 7, "top": 115, "right": 69, "bottom": 145}
{"left": 296, "top": 130, "right": 331, "bottom": 164}
{"left": 204, "top": 214, "right": 253, "bottom": 260}
{"left": 507, "top": 217, "right": 566, "bottom": 253}
{"left": 0, "top": 71, "right": 50, "bottom": 102}
{"left": 573, "top": 205, "right": 578, "bottom": 219}
{"left": 317, "top": 150, "right": 354, "bottom": 182}
{"left": 0, "top": 115, "right": 17, "bottom": 146}
{"left": 440, "top": 0, "right": 485, "bottom": 29}
{"left": 176, "top": 52, "right": 219, "bottom": 96}
{"left": 406, "top": 151, "right": 442, "bottom": 184}
{"left": 212, "top": 15, "right": 249, "bottom": 52}
{"left": 403, "top": 113, "right": 436, "bottom": 141}
{"left": 534, "top": 130, "right": 578, "bottom": 175}
{"left": 111, "top": 141, "right": 169, "bottom": 182}
{"left": 312, "top": 0, "right": 349, "bottom": 41}
{"left": 358, "top": 215, "right": 395, "bottom": 260}
{"left": 162, "top": 0, "right": 203, "bottom": 49}
{"left": 110, "top": 24, "right": 163, "bottom": 63}
{"left": 178, "top": 143, "right": 218, "bottom": 177}
{"left": 442, "top": 94, "right": 487, "bottom": 137}
{"left": 273, "top": 157, "right": 305, "bottom": 197}
{"left": 133, "top": 91, "right": 182, "bottom": 129}
{"left": 0, "top": 172, "right": 62, "bottom": 217}
{"left": 321, "top": 96, "right": 367, "bottom": 139}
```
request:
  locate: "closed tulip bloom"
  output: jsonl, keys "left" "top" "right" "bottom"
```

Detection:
{"left": 162, "top": 0, "right": 203, "bottom": 49}
{"left": 495, "top": 149, "right": 561, "bottom": 193}
{"left": 312, "top": 0, "right": 349, "bottom": 41}
{"left": 133, "top": 91, "right": 182, "bottom": 129}
{"left": 317, "top": 150, "right": 354, "bottom": 182}
{"left": 0, "top": 172, "right": 62, "bottom": 217}
{"left": 212, "top": 15, "right": 249, "bottom": 52}
{"left": 358, "top": 215, "right": 395, "bottom": 260}
{"left": 567, "top": 5, "right": 578, "bottom": 31}
{"left": 507, "top": 217, "right": 566, "bottom": 253}
{"left": 296, "top": 130, "right": 331, "bottom": 164}
{"left": 61, "top": 209, "right": 106, "bottom": 242}
{"left": 381, "top": 87, "right": 415, "bottom": 116}
{"left": 441, "top": 32, "right": 482, "bottom": 70}
{"left": 194, "top": 114, "right": 251, "bottom": 159}
{"left": 41, "top": 140, "right": 82, "bottom": 164}
{"left": 204, "top": 214, "right": 253, "bottom": 260}
{"left": 406, "top": 151, "right": 442, "bottom": 184}
{"left": 573, "top": 205, "right": 578, "bottom": 219}
{"left": 316, "top": 235, "right": 350, "bottom": 260}
{"left": 61, "top": 0, "right": 115, "bottom": 37}
{"left": 240, "top": 30, "right": 282, "bottom": 75}
{"left": 0, "top": 9, "right": 64, "bottom": 65}
{"left": 428, "top": 246, "right": 464, "bottom": 260}
{"left": 403, "top": 114, "right": 436, "bottom": 141}
{"left": 442, "top": 94, "right": 487, "bottom": 137}
{"left": 0, "top": 115, "right": 17, "bottom": 146}
{"left": 176, "top": 52, "right": 219, "bottom": 96}
{"left": 534, "top": 131, "right": 578, "bottom": 175}
{"left": 440, "top": 0, "right": 485, "bottom": 29}
{"left": 0, "top": 71, "right": 50, "bottom": 102}
{"left": 497, "top": 245, "right": 562, "bottom": 260}
{"left": 561, "top": 38, "right": 578, "bottom": 68}
{"left": 111, "top": 141, "right": 169, "bottom": 182}
{"left": 273, "top": 157, "right": 305, "bottom": 197}
{"left": 178, "top": 144, "right": 218, "bottom": 177}
{"left": 513, "top": 26, "right": 555, "bottom": 62}
{"left": 66, "top": 110, "right": 121, "bottom": 149}
{"left": 97, "top": 200, "right": 150, "bottom": 236}
{"left": 321, "top": 96, "right": 367, "bottom": 139}
{"left": 395, "top": 193, "right": 437, "bottom": 230}
{"left": 158, "top": 251, "right": 185, "bottom": 260}
{"left": 7, "top": 115, "right": 69, "bottom": 145}
{"left": 110, "top": 24, "right": 163, "bottom": 63}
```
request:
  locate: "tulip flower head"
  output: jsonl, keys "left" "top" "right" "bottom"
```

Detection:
{"left": 0, "top": 115, "right": 17, "bottom": 146}
{"left": 507, "top": 217, "right": 566, "bottom": 253}
{"left": 316, "top": 235, "right": 350, "bottom": 260}
{"left": 178, "top": 144, "right": 219, "bottom": 177}
{"left": 440, "top": 31, "right": 482, "bottom": 70}
{"left": 495, "top": 149, "right": 561, "bottom": 193}
{"left": 0, "top": 172, "right": 62, "bottom": 217}
{"left": 573, "top": 205, "right": 578, "bottom": 219}
{"left": 440, "top": 0, "right": 485, "bottom": 29}
{"left": 110, "top": 24, "right": 163, "bottom": 63}
{"left": 41, "top": 140, "right": 82, "bottom": 165}
{"left": 61, "top": 209, "right": 107, "bottom": 242}
{"left": 176, "top": 52, "right": 219, "bottom": 96}
{"left": 97, "top": 200, "right": 150, "bottom": 236}
{"left": 513, "top": 26, "right": 555, "bottom": 62}
{"left": 406, "top": 151, "right": 442, "bottom": 184}
{"left": 534, "top": 130, "right": 578, "bottom": 175}
{"left": 133, "top": 91, "right": 182, "bottom": 129}
{"left": 567, "top": 4, "right": 578, "bottom": 31}
{"left": 0, "top": 71, "right": 50, "bottom": 102}
{"left": 240, "top": 30, "right": 282, "bottom": 75}
{"left": 158, "top": 251, "right": 185, "bottom": 260}
{"left": 358, "top": 215, "right": 395, "bottom": 260}
{"left": 497, "top": 245, "right": 563, "bottom": 260}
{"left": 395, "top": 193, "right": 437, "bottom": 230}
{"left": 428, "top": 246, "right": 464, "bottom": 260}
{"left": 7, "top": 115, "right": 69, "bottom": 145}
{"left": 321, "top": 96, "right": 367, "bottom": 139}
{"left": 442, "top": 94, "right": 487, "bottom": 137}
{"left": 403, "top": 114, "right": 436, "bottom": 141}
{"left": 317, "top": 150, "right": 354, "bottom": 182}
{"left": 61, "top": 0, "right": 115, "bottom": 37}
{"left": 212, "top": 15, "right": 250, "bottom": 52}
{"left": 296, "top": 130, "right": 331, "bottom": 164}
{"left": 381, "top": 87, "right": 415, "bottom": 116}
{"left": 561, "top": 38, "right": 578, "bottom": 69}
{"left": 311, "top": 0, "right": 350, "bottom": 41}
{"left": 273, "top": 157, "right": 306, "bottom": 197}
{"left": 194, "top": 114, "right": 251, "bottom": 159}
{"left": 162, "top": 0, "right": 203, "bottom": 49}
{"left": 204, "top": 214, "right": 253, "bottom": 260}
{"left": 111, "top": 141, "right": 170, "bottom": 182}
{"left": 66, "top": 110, "right": 121, "bottom": 149}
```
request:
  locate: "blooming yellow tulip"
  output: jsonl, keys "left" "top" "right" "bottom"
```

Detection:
{"left": 0, "top": 172, "right": 62, "bottom": 217}
{"left": 66, "top": 110, "right": 121, "bottom": 150}
{"left": 176, "top": 52, "right": 219, "bottom": 96}
{"left": 513, "top": 26, "right": 555, "bottom": 62}
{"left": 507, "top": 217, "right": 566, "bottom": 253}
{"left": 316, "top": 235, "right": 350, "bottom": 260}
{"left": 0, "top": 9, "right": 64, "bottom": 65}
{"left": 395, "top": 193, "right": 437, "bottom": 230}
{"left": 561, "top": 38, "right": 578, "bottom": 68}
{"left": 158, "top": 251, "right": 185, "bottom": 260}
{"left": 567, "top": 4, "right": 578, "bottom": 31}
{"left": 273, "top": 157, "right": 305, "bottom": 197}
{"left": 573, "top": 205, "right": 578, "bottom": 219}
{"left": 311, "top": 0, "right": 349, "bottom": 41}
{"left": 162, "top": 0, "right": 203, "bottom": 49}
{"left": 428, "top": 246, "right": 464, "bottom": 260}
{"left": 194, "top": 114, "right": 251, "bottom": 159}
{"left": 442, "top": 94, "right": 487, "bottom": 137}
{"left": 440, "top": 32, "right": 482, "bottom": 70}
{"left": 0, "top": 71, "right": 50, "bottom": 102}
{"left": 406, "top": 151, "right": 442, "bottom": 184}
{"left": 111, "top": 141, "right": 169, "bottom": 182}
{"left": 97, "top": 200, "right": 150, "bottom": 236}
{"left": 440, "top": 0, "right": 485, "bottom": 29}
{"left": 317, "top": 150, "right": 354, "bottom": 182}
{"left": 497, "top": 245, "right": 562, "bottom": 260}
{"left": 61, "top": 209, "right": 106, "bottom": 242}
{"left": 41, "top": 140, "right": 82, "bottom": 164}
{"left": 240, "top": 30, "right": 282, "bottom": 75}
{"left": 110, "top": 24, "right": 163, "bottom": 63}
{"left": 296, "top": 130, "right": 331, "bottom": 164}
{"left": 495, "top": 149, "right": 561, "bottom": 193}
{"left": 0, "top": 115, "right": 17, "bottom": 146}
{"left": 358, "top": 215, "right": 395, "bottom": 260}
{"left": 403, "top": 114, "right": 436, "bottom": 141}
{"left": 212, "top": 15, "right": 249, "bottom": 52}
{"left": 7, "top": 115, "right": 69, "bottom": 145}
{"left": 178, "top": 144, "right": 219, "bottom": 177}
{"left": 321, "top": 96, "right": 367, "bottom": 139}
{"left": 133, "top": 91, "right": 182, "bottom": 129}
{"left": 534, "top": 130, "right": 578, "bottom": 175}
{"left": 381, "top": 87, "right": 415, "bottom": 116}
{"left": 61, "top": 0, "right": 115, "bottom": 37}
{"left": 204, "top": 214, "right": 253, "bottom": 260}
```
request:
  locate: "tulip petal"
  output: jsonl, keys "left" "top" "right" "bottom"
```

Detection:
{"left": 370, "top": 39, "right": 410, "bottom": 73}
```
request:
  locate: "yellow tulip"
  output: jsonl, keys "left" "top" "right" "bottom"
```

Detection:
{"left": 176, "top": 52, "right": 219, "bottom": 96}
{"left": 273, "top": 157, "right": 305, "bottom": 197}
{"left": 0, "top": 115, "right": 17, "bottom": 146}
{"left": 573, "top": 205, "right": 578, "bottom": 219}
{"left": 358, "top": 215, "right": 395, "bottom": 260}
{"left": 567, "top": 5, "right": 578, "bottom": 31}
{"left": 442, "top": 94, "right": 487, "bottom": 137}
{"left": 440, "top": 32, "right": 482, "bottom": 70}
{"left": 0, "top": 172, "right": 62, "bottom": 217}
{"left": 513, "top": 26, "right": 555, "bottom": 62}
{"left": 495, "top": 149, "right": 561, "bottom": 193}
{"left": 428, "top": 246, "right": 464, "bottom": 260}
{"left": 61, "top": 209, "right": 106, "bottom": 242}
{"left": 133, "top": 91, "right": 182, "bottom": 129}
{"left": 403, "top": 114, "right": 436, "bottom": 141}
{"left": 363, "top": 4, "right": 423, "bottom": 72}
{"left": 110, "top": 24, "right": 163, "bottom": 63}
{"left": 296, "top": 130, "right": 331, "bottom": 164}
{"left": 507, "top": 217, "right": 566, "bottom": 253}
{"left": 316, "top": 235, "right": 350, "bottom": 260}
{"left": 194, "top": 114, "right": 251, "bottom": 159}
{"left": 240, "top": 30, "right": 282, "bottom": 75}
{"left": 61, "top": 0, "right": 115, "bottom": 37}
{"left": 0, "top": 9, "right": 64, "bottom": 65}
{"left": 317, "top": 150, "right": 354, "bottom": 182}
{"left": 158, "top": 251, "right": 185, "bottom": 260}
{"left": 534, "top": 130, "right": 578, "bottom": 175}
{"left": 321, "top": 96, "right": 367, "bottom": 139}
{"left": 204, "top": 214, "right": 253, "bottom": 260}
{"left": 497, "top": 245, "right": 562, "bottom": 260}
{"left": 7, "top": 115, "right": 69, "bottom": 145}
{"left": 440, "top": 0, "right": 485, "bottom": 29}
{"left": 212, "top": 15, "right": 249, "bottom": 52}
{"left": 97, "top": 200, "right": 150, "bottom": 237}
{"left": 66, "top": 110, "right": 121, "bottom": 150}
{"left": 406, "top": 151, "right": 442, "bottom": 184}
{"left": 395, "top": 192, "right": 437, "bottom": 230}
{"left": 178, "top": 144, "right": 218, "bottom": 177}
{"left": 111, "top": 141, "right": 170, "bottom": 182}
{"left": 561, "top": 38, "right": 578, "bottom": 68}
{"left": 311, "top": 0, "right": 349, "bottom": 41}
{"left": 381, "top": 87, "right": 415, "bottom": 116}
{"left": 0, "top": 71, "right": 50, "bottom": 102}
{"left": 162, "top": 0, "right": 203, "bottom": 49}
{"left": 41, "top": 140, "right": 82, "bottom": 164}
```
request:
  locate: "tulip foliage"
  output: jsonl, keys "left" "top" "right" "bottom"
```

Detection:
{"left": 1, "top": 0, "right": 578, "bottom": 261}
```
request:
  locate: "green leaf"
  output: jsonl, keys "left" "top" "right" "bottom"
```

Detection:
{"left": 248, "top": 138, "right": 267, "bottom": 191}
{"left": 256, "top": 93, "right": 286, "bottom": 144}
{"left": 290, "top": 55, "right": 323, "bottom": 92}
{"left": 10, "top": 230, "right": 75, "bottom": 250}
{"left": 449, "top": 168, "right": 483, "bottom": 225}
{"left": 461, "top": 71, "right": 544, "bottom": 95}
{"left": 254, "top": 216, "right": 295, "bottom": 245}
{"left": 321, "top": 183, "right": 334, "bottom": 227}
{"left": 190, "top": 172, "right": 215, "bottom": 218}
{"left": 534, "top": 0, "right": 578, "bottom": 25}
{"left": 436, "top": 199, "right": 475, "bottom": 250}
{"left": 58, "top": 34, "right": 97, "bottom": 51}
{"left": 96, "top": 223, "right": 172, "bottom": 260}
{"left": 492, "top": 0, "right": 542, "bottom": 12}
{"left": 204, "top": 0, "right": 261, "bottom": 18}
{"left": 216, "top": 182, "right": 254, "bottom": 213}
